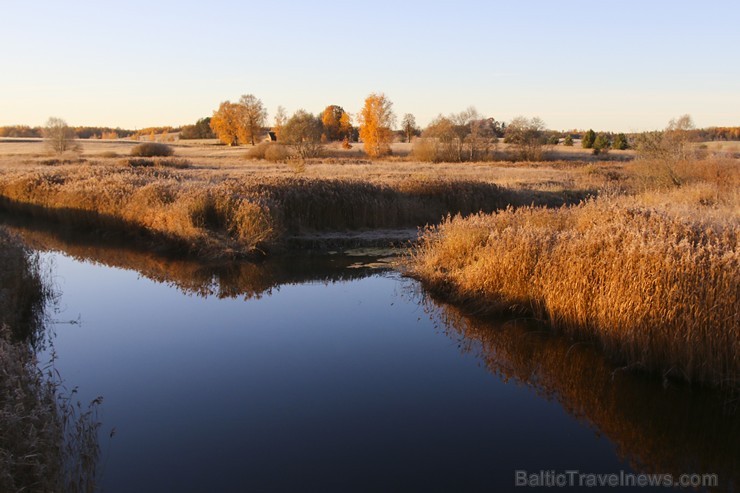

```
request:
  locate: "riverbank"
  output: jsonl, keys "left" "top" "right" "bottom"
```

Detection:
{"left": 0, "top": 162, "right": 590, "bottom": 258}
{"left": 0, "top": 228, "right": 99, "bottom": 492}
{"left": 406, "top": 160, "right": 739, "bottom": 389}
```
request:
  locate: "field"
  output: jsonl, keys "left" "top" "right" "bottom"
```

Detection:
{"left": 0, "top": 138, "right": 738, "bottom": 389}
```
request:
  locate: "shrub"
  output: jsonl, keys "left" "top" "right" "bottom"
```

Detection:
{"left": 130, "top": 142, "right": 174, "bottom": 157}
{"left": 265, "top": 144, "right": 290, "bottom": 162}
{"left": 412, "top": 137, "right": 440, "bottom": 162}
{"left": 248, "top": 142, "right": 292, "bottom": 161}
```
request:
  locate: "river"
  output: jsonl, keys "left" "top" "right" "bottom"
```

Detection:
{"left": 5, "top": 219, "right": 738, "bottom": 492}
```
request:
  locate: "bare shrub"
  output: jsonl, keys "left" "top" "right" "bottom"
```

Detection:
{"left": 130, "top": 142, "right": 174, "bottom": 157}
{"left": 412, "top": 137, "right": 441, "bottom": 162}
{"left": 246, "top": 142, "right": 270, "bottom": 160}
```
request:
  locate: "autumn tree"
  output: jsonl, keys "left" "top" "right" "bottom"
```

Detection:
{"left": 273, "top": 106, "right": 287, "bottom": 140}
{"left": 358, "top": 93, "right": 396, "bottom": 158}
{"left": 237, "top": 94, "right": 267, "bottom": 146}
{"left": 44, "top": 117, "right": 76, "bottom": 155}
{"left": 401, "top": 113, "right": 419, "bottom": 143}
{"left": 338, "top": 112, "right": 353, "bottom": 141}
{"left": 320, "top": 105, "right": 352, "bottom": 141}
{"left": 210, "top": 101, "right": 243, "bottom": 146}
{"left": 281, "top": 110, "right": 324, "bottom": 158}
{"left": 564, "top": 134, "right": 574, "bottom": 146}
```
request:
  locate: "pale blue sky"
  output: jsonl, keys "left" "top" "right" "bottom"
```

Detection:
{"left": 1, "top": 0, "right": 738, "bottom": 132}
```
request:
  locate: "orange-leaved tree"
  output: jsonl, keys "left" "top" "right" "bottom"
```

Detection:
{"left": 358, "top": 93, "right": 395, "bottom": 158}
{"left": 210, "top": 101, "right": 243, "bottom": 146}
{"left": 321, "top": 105, "right": 352, "bottom": 141}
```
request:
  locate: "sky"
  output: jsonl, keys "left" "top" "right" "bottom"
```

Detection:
{"left": 1, "top": 0, "right": 738, "bottom": 132}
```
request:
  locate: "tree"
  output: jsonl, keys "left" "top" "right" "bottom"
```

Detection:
{"left": 44, "top": 117, "right": 76, "bottom": 155}
{"left": 450, "top": 107, "right": 479, "bottom": 161}
{"left": 238, "top": 94, "right": 267, "bottom": 146}
{"left": 273, "top": 106, "right": 287, "bottom": 140}
{"left": 401, "top": 113, "right": 419, "bottom": 143}
{"left": 504, "top": 116, "right": 547, "bottom": 160}
{"left": 564, "top": 135, "right": 574, "bottom": 146}
{"left": 593, "top": 133, "right": 611, "bottom": 155}
{"left": 612, "top": 133, "right": 628, "bottom": 150}
{"left": 338, "top": 112, "right": 353, "bottom": 141}
{"left": 179, "top": 117, "right": 215, "bottom": 140}
{"left": 320, "top": 105, "right": 351, "bottom": 141}
{"left": 582, "top": 129, "right": 596, "bottom": 149}
{"left": 281, "top": 110, "right": 324, "bottom": 158}
{"left": 422, "top": 115, "right": 457, "bottom": 162}
{"left": 210, "top": 101, "right": 243, "bottom": 146}
{"left": 635, "top": 115, "right": 697, "bottom": 186}
{"left": 358, "top": 93, "right": 396, "bottom": 158}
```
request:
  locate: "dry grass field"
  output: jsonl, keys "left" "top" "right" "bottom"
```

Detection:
{"left": 0, "top": 140, "right": 601, "bottom": 258}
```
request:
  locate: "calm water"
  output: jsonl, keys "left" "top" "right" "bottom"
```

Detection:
{"left": 7, "top": 220, "right": 738, "bottom": 492}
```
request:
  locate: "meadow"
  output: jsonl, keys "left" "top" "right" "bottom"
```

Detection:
{"left": 0, "top": 140, "right": 598, "bottom": 258}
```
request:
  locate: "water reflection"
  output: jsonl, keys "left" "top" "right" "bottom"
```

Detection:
{"left": 420, "top": 294, "right": 739, "bottom": 491}
{"left": 0, "top": 213, "right": 390, "bottom": 299}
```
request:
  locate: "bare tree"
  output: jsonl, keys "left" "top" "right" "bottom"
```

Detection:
{"left": 504, "top": 116, "right": 547, "bottom": 161}
{"left": 273, "top": 106, "right": 288, "bottom": 141}
{"left": 281, "top": 110, "right": 324, "bottom": 158}
{"left": 401, "top": 113, "right": 419, "bottom": 143}
{"left": 44, "top": 117, "right": 76, "bottom": 155}
{"left": 238, "top": 94, "right": 267, "bottom": 146}
{"left": 635, "top": 114, "right": 696, "bottom": 186}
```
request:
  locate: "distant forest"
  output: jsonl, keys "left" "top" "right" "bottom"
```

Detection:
{"left": 1, "top": 123, "right": 738, "bottom": 142}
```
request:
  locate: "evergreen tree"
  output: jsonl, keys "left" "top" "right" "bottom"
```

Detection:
{"left": 582, "top": 129, "right": 596, "bottom": 149}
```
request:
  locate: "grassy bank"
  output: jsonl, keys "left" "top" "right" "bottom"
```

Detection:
{"left": 0, "top": 164, "right": 587, "bottom": 258}
{"left": 0, "top": 228, "right": 99, "bottom": 491}
{"left": 407, "top": 159, "right": 739, "bottom": 389}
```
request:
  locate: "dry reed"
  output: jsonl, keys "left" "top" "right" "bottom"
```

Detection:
{"left": 407, "top": 171, "right": 739, "bottom": 388}
{"left": 0, "top": 228, "right": 100, "bottom": 492}
{"left": 0, "top": 165, "right": 585, "bottom": 258}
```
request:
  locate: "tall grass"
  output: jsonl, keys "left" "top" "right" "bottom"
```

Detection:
{"left": 0, "top": 228, "right": 100, "bottom": 492}
{"left": 0, "top": 165, "right": 586, "bottom": 258}
{"left": 407, "top": 176, "right": 739, "bottom": 389}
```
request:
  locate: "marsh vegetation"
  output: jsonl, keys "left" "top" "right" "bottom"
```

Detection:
{"left": 0, "top": 229, "right": 100, "bottom": 492}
